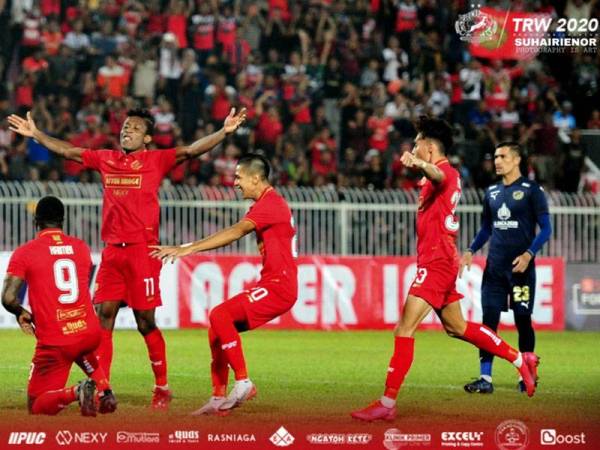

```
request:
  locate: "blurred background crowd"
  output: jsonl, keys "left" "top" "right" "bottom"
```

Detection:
{"left": 0, "top": 0, "right": 599, "bottom": 192}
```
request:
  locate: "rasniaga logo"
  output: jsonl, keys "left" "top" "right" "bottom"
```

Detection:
{"left": 540, "top": 429, "right": 586, "bottom": 446}
{"left": 306, "top": 433, "right": 372, "bottom": 445}
{"left": 8, "top": 432, "right": 46, "bottom": 445}
{"left": 168, "top": 431, "right": 200, "bottom": 444}
{"left": 207, "top": 433, "right": 256, "bottom": 443}
{"left": 495, "top": 420, "right": 529, "bottom": 450}
{"left": 55, "top": 431, "right": 108, "bottom": 446}
{"left": 270, "top": 426, "right": 294, "bottom": 447}
{"left": 116, "top": 432, "right": 160, "bottom": 444}
{"left": 455, "top": 4, "right": 498, "bottom": 43}
{"left": 441, "top": 431, "right": 483, "bottom": 448}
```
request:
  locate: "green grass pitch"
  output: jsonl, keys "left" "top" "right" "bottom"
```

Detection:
{"left": 1, "top": 329, "right": 599, "bottom": 445}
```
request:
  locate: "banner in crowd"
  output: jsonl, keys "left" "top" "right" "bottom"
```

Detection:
{"left": 177, "top": 255, "right": 565, "bottom": 330}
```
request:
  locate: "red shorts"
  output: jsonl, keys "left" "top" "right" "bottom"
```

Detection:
{"left": 408, "top": 259, "right": 463, "bottom": 309}
{"left": 94, "top": 243, "right": 162, "bottom": 310}
{"left": 231, "top": 283, "right": 296, "bottom": 330}
{"left": 28, "top": 333, "right": 100, "bottom": 405}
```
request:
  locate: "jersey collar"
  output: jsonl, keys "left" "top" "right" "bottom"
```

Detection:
{"left": 256, "top": 186, "right": 273, "bottom": 201}
{"left": 434, "top": 158, "right": 448, "bottom": 167}
{"left": 503, "top": 175, "right": 524, "bottom": 188}
{"left": 37, "top": 228, "right": 63, "bottom": 238}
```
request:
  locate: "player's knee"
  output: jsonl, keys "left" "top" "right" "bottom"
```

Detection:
{"left": 135, "top": 316, "right": 156, "bottom": 336}
{"left": 444, "top": 322, "right": 466, "bottom": 338}
{"left": 208, "top": 304, "right": 227, "bottom": 327}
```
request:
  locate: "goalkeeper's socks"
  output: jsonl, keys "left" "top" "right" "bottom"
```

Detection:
{"left": 462, "top": 322, "right": 519, "bottom": 363}
{"left": 144, "top": 328, "right": 168, "bottom": 386}
{"left": 31, "top": 387, "right": 77, "bottom": 415}
{"left": 383, "top": 336, "right": 415, "bottom": 400}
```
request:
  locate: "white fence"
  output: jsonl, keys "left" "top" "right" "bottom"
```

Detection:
{"left": 0, "top": 181, "right": 598, "bottom": 262}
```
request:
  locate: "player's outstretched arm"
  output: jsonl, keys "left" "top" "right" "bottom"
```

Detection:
{"left": 150, "top": 219, "right": 255, "bottom": 263}
{"left": 400, "top": 151, "right": 445, "bottom": 184}
{"left": 175, "top": 107, "right": 247, "bottom": 163}
{"left": 8, "top": 112, "right": 84, "bottom": 163}
{"left": 1, "top": 275, "right": 35, "bottom": 336}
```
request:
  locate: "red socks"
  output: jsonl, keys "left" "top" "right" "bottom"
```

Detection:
{"left": 31, "top": 387, "right": 77, "bottom": 415}
{"left": 209, "top": 328, "right": 230, "bottom": 396}
{"left": 78, "top": 352, "right": 111, "bottom": 392}
{"left": 143, "top": 328, "right": 168, "bottom": 386}
{"left": 462, "top": 322, "right": 519, "bottom": 363}
{"left": 97, "top": 328, "right": 113, "bottom": 380}
{"left": 209, "top": 304, "right": 248, "bottom": 381}
{"left": 384, "top": 336, "right": 415, "bottom": 400}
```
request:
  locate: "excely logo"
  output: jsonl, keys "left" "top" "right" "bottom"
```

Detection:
{"left": 441, "top": 431, "right": 483, "bottom": 448}
{"left": 541, "top": 429, "right": 586, "bottom": 446}
{"left": 270, "top": 426, "right": 294, "bottom": 447}
{"left": 56, "top": 431, "right": 108, "bottom": 445}
{"left": 8, "top": 432, "right": 46, "bottom": 445}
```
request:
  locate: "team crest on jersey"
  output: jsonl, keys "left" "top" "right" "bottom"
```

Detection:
{"left": 512, "top": 190, "right": 524, "bottom": 200}
{"left": 131, "top": 160, "right": 143, "bottom": 170}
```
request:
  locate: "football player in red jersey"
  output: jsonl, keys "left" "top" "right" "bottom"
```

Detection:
{"left": 150, "top": 154, "right": 298, "bottom": 415}
{"left": 350, "top": 116, "right": 538, "bottom": 422}
{"left": 2, "top": 196, "right": 116, "bottom": 416}
{"left": 8, "top": 107, "right": 246, "bottom": 409}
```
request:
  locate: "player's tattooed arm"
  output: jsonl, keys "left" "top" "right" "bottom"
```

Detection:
{"left": 150, "top": 219, "right": 255, "bottom": 263}
{"left": 7, "top": 112, "right": 84, "bottom": 163}
{"left": 1, "top": 275, "right": 35, "bottom": 336}
{"left": 175, "top": 107, "right": 247, "bottom": 162}
{"left": 400, "top": 151, "right": 445, "bottom": 183}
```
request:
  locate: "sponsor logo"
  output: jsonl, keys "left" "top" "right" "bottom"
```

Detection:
{"left": 116, "top": 432, "right": 160, "bottom": 444}
{"left": 490, "top": 190, "right": 500, "bottom": 200}
{"left": 62, "top": 319, "right": 88, "bottom": 335}
{"left": 455, "top": 5, "right": 498, "bottom": 43}
{"left": 57, "top": 306, "right": 86, "bottom": 321}
{"left": 383, "top": 429, "right": 431, "bottom": 449}
{"left": 540, "top": 429, "right": 586, "bottom": 445}
{"left": 573, "top": 278, "right": 600, "bottom": 315}
{"left": 479, "top": 326, "right": 501, "bottom": 346}
{"left": 512, "top": 191, "right": 524, "bottom": 200}
{"left": 495, "top": 420, "right": 529, "bottom": 450}
{"left": 56, "top": 431, "right": 108, "bottom": 445}
{"left": 270, "top": 427, "right": 295, "bottom": 447}
{"left": 8, "top": 433, "right": 46, "bottom": 445}
{"left": 207, "top": 434, "right": 256, "bottom": 443}
{"left": 50, "top": 245, "right": 74, "bottom": 255}
{"left": 306, "top": 433, "right": 372, "bottom": 445}
{"left": 168, "top": 431, "right": 200, "bottom": 444}
{"left": 104, "top": 174, "right": 142, "bottom": 189}
{"left": 494, "top": 203, "right": 520, "bottom": 229}
{"left": 441, "top": 431, "right": 483, "bottom": 448}
{"left": 131, "top": 160, "right": 143, "bottom": 170}
{"left": 221, "top": 340, "right": 238, "bottom": 350}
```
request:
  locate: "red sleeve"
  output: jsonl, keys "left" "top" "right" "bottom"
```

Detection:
{"left": 158, "top": 148, "right": 178, "bottom": 175}
{"left": 6, "top": 246, "right": 28, "bottom": 279}
{"left": 81, "top": 149, "right": 105, "bottom": 170}
{"left": 243, "top": 200, "right": 273, "bottom": 231}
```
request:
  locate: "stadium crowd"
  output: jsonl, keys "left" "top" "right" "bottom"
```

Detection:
{"left": 0, "top": 0, "right": 599, "bottom": 192}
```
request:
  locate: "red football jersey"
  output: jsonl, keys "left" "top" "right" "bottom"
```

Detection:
{"left": 82, "top": 148, "right": 177, "bottom": 244}
{"left": 6, "top": 229, "right": 100, "bottom": 346}
{"left": 243, "top": 188, "right": 298, "bottom": 301}
{"left": 416, "top": 159, "right": 462, "bottom": 265}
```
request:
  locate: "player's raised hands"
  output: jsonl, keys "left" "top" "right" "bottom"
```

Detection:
{"left": 223, "top": 107, "right": 247, "bottom": 134}
{"left": 401, "top": 151, "right": 425, "bottom": 169}
{"left": 149, "top": 244, "right": 195, "bottom": 264}
{"left": 459, "top": 250, "right": 473, "bottom": 278}
{"left": 17, "top": 309, "right": 35, "bottom": 336}
{"left": 7, "top": 111, "right": 38, "bottom": 138}
{"left": 512, "top": 251, "right": 532, "bottom": 273}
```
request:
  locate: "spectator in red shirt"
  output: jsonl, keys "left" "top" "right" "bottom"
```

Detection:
{"left": 22, "top": 48, "right": 49, "bottom": 75}
{"left": 97, "top": 56, "right": 129, "bottom": 99}
{"left": 255, "top": 105, "right": 283, "bottom": 156}
{"left": 166, "top": 0, "right": 190, "bottom": 48}
{"left": 367, "top": 107, "right": 394, "bottom": 152}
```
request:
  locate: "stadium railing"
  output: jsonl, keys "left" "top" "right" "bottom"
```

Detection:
{"left": 0, "top": 181, "right": 598, "bottom": 262}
